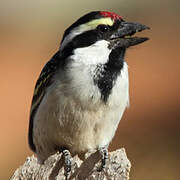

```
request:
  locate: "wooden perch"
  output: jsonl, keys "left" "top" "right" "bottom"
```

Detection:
{"left": 10, "top": 148, "right": 131, "bottom": 180}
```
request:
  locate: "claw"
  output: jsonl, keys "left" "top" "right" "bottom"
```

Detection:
{"left": 62, "top": 149, "right": 72, "bottom": 179}
{"left": 97, "top": 147, "right": 109, "bottom": 172}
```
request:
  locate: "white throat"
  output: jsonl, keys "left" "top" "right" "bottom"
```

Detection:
{"left": 70, "top": 40, "right": 111, "bottom": 66}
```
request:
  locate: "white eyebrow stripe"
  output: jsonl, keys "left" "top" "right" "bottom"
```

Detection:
{"left": 60, "top": 17, "right": 114, "bottom": 50}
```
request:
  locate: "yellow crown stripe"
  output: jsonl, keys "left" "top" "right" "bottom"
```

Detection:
{"left": 79, "top": 17, "right": 114, "bottom": 32}
{"left": 86, "top": 17, "right": 114, "bottom": 27}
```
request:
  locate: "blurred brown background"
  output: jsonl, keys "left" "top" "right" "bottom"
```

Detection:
{"left": 0, "top": 0, "right": 180, "bottom": 179}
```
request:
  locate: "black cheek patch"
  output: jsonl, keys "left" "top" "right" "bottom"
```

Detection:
{"left": 60, "top": 30, "right": 100, "bottom": 61}
{"left": 73, "top": 30, "right": 100, "bottom": 48}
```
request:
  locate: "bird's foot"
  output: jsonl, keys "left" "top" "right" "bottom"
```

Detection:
{"left": 62, "top": 149, "right": 72, "bottom": 179}
{"left": 97, "top": 147, "right": 109, "bottom": 172}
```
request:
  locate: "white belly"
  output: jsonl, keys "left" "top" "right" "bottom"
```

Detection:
{"left": 33, "top": 63, "right": 129, "bottom": 162}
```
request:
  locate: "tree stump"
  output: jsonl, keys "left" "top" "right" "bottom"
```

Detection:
{"left": 10, "top": 148, "right": 131, "bottom": 180}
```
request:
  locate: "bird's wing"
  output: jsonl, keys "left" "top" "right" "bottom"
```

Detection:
{"left": 28, "top": 51, "right": 60, "bottom": 152}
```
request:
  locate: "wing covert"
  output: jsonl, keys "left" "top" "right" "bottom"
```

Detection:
{"left": 28, "top": 51, "right": 61, "bottom": 152}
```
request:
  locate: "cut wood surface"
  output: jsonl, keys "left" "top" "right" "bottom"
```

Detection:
{"left": 10, "top": 148, "right": 131, "bottom": 180}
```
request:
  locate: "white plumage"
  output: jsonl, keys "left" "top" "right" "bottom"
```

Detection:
{"left": 33, "top": 40, "right": 129, "bottom": 163}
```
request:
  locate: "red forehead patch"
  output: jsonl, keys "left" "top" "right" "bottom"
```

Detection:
{"left": 100, "top": 11, "right": 123, "bottom": 20}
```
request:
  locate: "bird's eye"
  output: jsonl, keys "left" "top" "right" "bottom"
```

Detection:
{"left": 97, "top": 25, "right": 109, "bottom": 33}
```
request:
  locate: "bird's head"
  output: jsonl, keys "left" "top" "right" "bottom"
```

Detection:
{"left": 59, "top": 11, "right": 149, "bottom": 65}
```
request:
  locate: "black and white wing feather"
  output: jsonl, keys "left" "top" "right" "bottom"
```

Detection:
{"left": 28, "top": 51, "right": 60, "bottom": 152}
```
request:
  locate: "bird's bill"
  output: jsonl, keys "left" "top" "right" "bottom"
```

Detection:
{"left": 109, "top": 21, "right": 150, "bottom": 48}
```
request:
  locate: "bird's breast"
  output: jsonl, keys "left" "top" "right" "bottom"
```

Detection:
{"left": 34, "top": 61, "right": 129, "bottom": 156}
{"left": 49, "top": 62, "right": 129, "bottom": 154}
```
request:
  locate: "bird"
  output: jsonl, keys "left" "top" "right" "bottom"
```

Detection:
{"left": 28, "top": 11, "right": 149, "bottom": 178}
